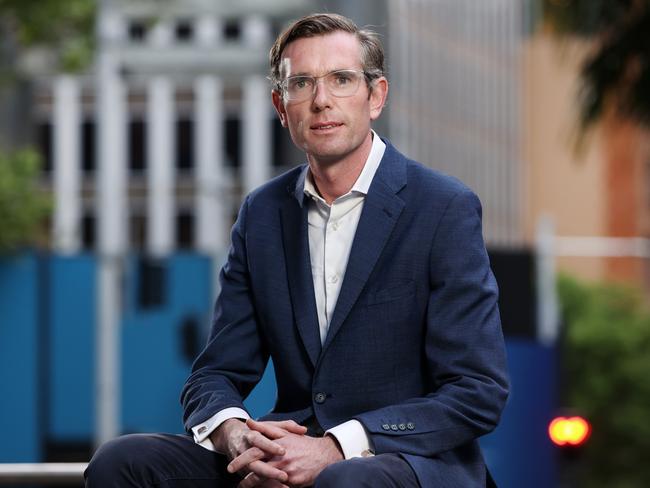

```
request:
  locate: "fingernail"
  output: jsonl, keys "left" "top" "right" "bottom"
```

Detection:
{"left": 227, "top": 464, "right": 234, "bottom": 473}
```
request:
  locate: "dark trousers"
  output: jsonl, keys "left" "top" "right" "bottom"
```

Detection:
{"left": 84, "top": 433, "right": 420, "bottom": 487}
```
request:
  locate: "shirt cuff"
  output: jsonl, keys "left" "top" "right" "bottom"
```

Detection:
{"left": 326, "top": 420, "right": 374, "bottom": 459}
{"left": 191, "top": 407, "right": 250, "bottom": 452}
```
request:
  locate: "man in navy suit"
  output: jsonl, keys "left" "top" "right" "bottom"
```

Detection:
{"left": 86, "top": 12, "right": 508, "bottom": 488}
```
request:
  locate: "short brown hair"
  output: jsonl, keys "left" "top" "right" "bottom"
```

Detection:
{"left": 269, "top": 13, "right": 385, "bottom": 92}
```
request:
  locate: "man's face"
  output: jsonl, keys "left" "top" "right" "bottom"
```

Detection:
{"left": 272, "top": 31, "right": 388, "bottom": 167}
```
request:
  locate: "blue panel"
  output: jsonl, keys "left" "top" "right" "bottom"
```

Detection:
{"left": 121, "top": 253, "right": 213, "bottom": 434}
{"left": 48, "top": 254, "right": 96, "bottom": 440}
{"left": 244, "top": 361, "right": 277, "bottom": 418}
{"left": 0, "top": 254, "right": 41, "bottom": 461}
{"left": 480, "top": 339, "right": 557, "bottom": 488}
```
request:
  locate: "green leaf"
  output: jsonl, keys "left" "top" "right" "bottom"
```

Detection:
{"left": 0, "top": 148, "right": 52, "bottom": 252}
{"left": 558, "top": 274, "right": 650, "bottom": 486}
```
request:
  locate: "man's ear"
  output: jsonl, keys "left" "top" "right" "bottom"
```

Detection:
{"left": 369, "top": 77, "right": 388, "bottom": 121}
{"left": 272, "top": 90, "right": 288, "bottom": 127}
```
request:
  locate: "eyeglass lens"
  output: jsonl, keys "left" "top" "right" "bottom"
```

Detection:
{"left": 284, "top": 70, "right": 363, "bottom": 101}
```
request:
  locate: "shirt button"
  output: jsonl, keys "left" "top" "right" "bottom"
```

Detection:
{"left": 398, "top": 423, "right": 407, "bottom": 431}
{"left": 331, "top": 222, "right": 339, "bottom": 231}
{"left": 328, "top": 275, "right": 339, "bottom": 284}
{"left": 407, "top": 422, "right": 415, "bottom": 430}
{"left": 390, "top": 424, "right": 399, "bottom": 431}
{"left": 314, "top": 392, "right": 327, "bottom": 404}
{"left": 381, "top": 424, "right": 391, "bottom": 431}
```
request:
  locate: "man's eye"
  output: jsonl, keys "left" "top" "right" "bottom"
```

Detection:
{"left": 335, "top": 74, "right": 352, "bottom": 85}
{"left": 290, "top": 78, "right": 311, "bottom": 90}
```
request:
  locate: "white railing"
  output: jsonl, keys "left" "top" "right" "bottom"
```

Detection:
{"left": 0, "top": 463, "right": 87, "bottom": 484}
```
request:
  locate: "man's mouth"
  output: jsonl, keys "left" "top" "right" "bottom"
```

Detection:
{"left": 310, "top": 122, "right": 343, "bottom": 130}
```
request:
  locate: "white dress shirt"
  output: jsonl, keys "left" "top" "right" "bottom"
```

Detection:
{"left": 192, "top": 132, "right": 386, "bottom": 459}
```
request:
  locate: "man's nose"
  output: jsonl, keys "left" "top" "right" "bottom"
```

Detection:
{"left": 311, "top": 79, "right": 332, "bottom": 109}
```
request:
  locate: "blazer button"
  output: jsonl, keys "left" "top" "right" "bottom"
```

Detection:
{"left": 390, "top": 424, "right": 399, "bottom": 431}
{"left": 398, "top": 423, "right": 406, "bottom": 431}
{"left": 381, "top": 424, "right": 391, "bottom": 431}
{"left": 314, "top": 392, "right": 327, "bottom": 404}
{"left": 407, "top": 422, "right": 415, "bottom": 430}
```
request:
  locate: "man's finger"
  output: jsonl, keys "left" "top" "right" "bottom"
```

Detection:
{"left": 227, "top": 446, "right": 265, "bottom": 474}
{"left": 237, "top": 472, "right": 260, "bottom": 488}
{"left": 244, "top": 429, "right": 286, "bottom": 454}
{"left": 246, "top": 419, "right": 286, "bottom": 440}
{"left": 237, "top": 472, "right": 289, "bottom": 488}
{"left": 270, "top": 419, "right": 308, "bottom": 435}
{"left": 245, "top": 459, "right": 288, "bottom": 482}
{"left": 246, "top": 419, "right": 307, "bottom": 439}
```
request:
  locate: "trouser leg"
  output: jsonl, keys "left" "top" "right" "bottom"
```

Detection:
{"left": 313, "top": 454, "right": 420, "bottom": 488}
{"left": 84, "top": 433, "right": 240, "bottom": 488}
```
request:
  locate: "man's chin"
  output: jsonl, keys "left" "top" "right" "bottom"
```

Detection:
{"left": 306, "top": 148, "right": 349, "bottom": 167}
{"left": 303, "top": 140, "right": 352, "bottom": 163}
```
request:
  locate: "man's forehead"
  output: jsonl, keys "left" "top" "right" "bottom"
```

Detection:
{"left": 279, "top": 32, "right": 362, "bottom": 77}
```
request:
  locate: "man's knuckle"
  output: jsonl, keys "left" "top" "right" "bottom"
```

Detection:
{"left": 287, "top": 474, "right": 302, "bottom": 486}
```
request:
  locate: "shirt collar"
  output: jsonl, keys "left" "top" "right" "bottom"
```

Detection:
{"left": 303, "top": 130, "right": 386, "bottom": 202}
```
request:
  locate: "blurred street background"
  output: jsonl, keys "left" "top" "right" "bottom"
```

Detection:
{"left": 1, "top": 0, "right": 650, "bottom": 486}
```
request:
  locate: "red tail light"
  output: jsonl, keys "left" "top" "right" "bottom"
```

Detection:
{"left": 549, "top": 416, "right": 591, "bottom": 446}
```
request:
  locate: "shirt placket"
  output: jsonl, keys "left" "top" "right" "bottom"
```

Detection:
{"left": 323, "top": 202, "right": 338, "bottom": 329}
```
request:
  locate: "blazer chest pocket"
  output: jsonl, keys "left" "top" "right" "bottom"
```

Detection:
{"left": 365, "top": 281, "right": 416, "bottom": 306}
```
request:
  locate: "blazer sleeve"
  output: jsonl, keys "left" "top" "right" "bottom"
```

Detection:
{"left": 354, "top": 189, "right": 510, "bottom": 457}
{"left": 180, "top": 196, "right": 268, "bottom": 431}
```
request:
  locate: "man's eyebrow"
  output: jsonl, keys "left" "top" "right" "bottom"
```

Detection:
{"left": 288, "top": 68, "right": 355, "bottom": 77}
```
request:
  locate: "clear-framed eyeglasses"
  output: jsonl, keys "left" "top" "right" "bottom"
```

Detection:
{"left": 281, "top": 69, "right": 367, "bottom": 103}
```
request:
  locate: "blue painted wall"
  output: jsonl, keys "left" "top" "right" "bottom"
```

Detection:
{"left": 48, "top": 254, "right": 96, "bottom": 440}
{"left": 121, "top": 253, "right": 213, "bottom": 434}
{"left": 0, "top": 254, "right": 41, "bottom": 461}
{"left": 0, "top": 253, "right": 558, "bottom": 488}
{"left": 481, "top": 339, "right": 558, "bottom": 488}
{"left": 244, "top": 361, "right": 277, "bottom": 418}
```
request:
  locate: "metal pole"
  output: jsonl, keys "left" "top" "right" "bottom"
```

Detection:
{"left": 95, "top": 0, "right": 126, "bottom": 447}
{"left": 535, "top": 214, "right": 560, "bottom": 346}
{"left": 53, "top": 75, "right": 82, "bottom": 254}
{"left": 147, "top": 19, "right": 175, "bottom": 257}
{"left": 241, "top": 15, "right": 271, "bottom": 195}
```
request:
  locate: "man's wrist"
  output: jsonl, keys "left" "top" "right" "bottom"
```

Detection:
{"left": 211, "top": 418, "right": 245, "bottom": 455}
{"left": 326, "top": 420, "right": 373, "bottom": 459}
{"left": 323, "top": 434, "right": 345, "bottom": 463}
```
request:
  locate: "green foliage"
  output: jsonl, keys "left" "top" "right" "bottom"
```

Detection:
{"left": 558, "top": 274, "right": 650, "bottom": 487}
{"left": 542, "top": 0, "right": 650, "bottom": 129}
{"left": 0, "top": 0, "right": 95, "bottom": 72}
{"left": 542, "top": 0, "right": 645, "bottom": 36}
{"left": 0, "top": 149, "right": 51, "bottom": 252}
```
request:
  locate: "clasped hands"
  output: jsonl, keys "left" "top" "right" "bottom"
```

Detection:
{"left": 212, "top": 418, "right": 344, "bottom": 488}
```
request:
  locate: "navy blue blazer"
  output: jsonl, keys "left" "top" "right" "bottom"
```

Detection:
{"left": 182, "top": 141, "right": 509, "bottom": 487}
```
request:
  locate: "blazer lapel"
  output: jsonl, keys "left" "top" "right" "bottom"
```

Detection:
{"left": 281, "top": 169, "right": 321, "bottom": 367}
{"left": 322, "top": 143, "right": 407, "bottom": 355}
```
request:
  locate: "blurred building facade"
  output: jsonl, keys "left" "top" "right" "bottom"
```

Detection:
{"left": 27, "top": 0, "right": 647, "bottom": 288}
{"left": 387, "top": 0, "right": 650, "bottom": 292}
{"left": 525, "top": 31, "right": 650, "bottom": 288}
{"left": 38, "top": 0, "right": 530, "bottom": 257}
{"left": 37, "top": 0, "right": 313, "bottom": 260}
{"left": 388, "top": 0, "right": 527, "bottom": 247}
